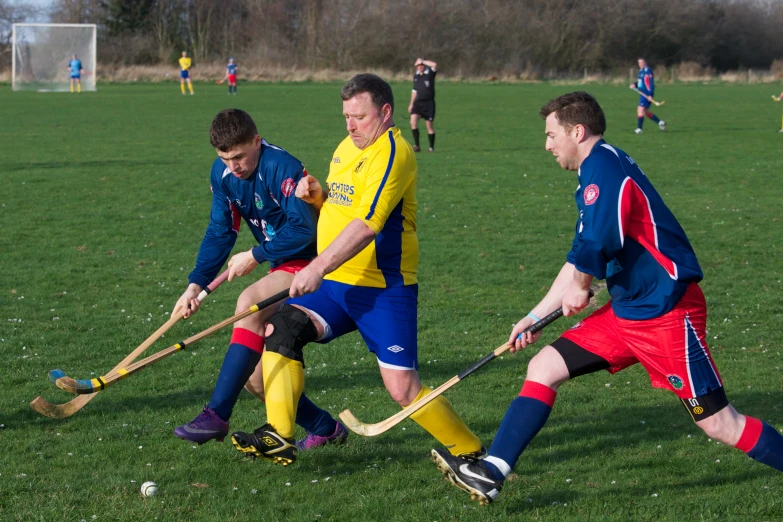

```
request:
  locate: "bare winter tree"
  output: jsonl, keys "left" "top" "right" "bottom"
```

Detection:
{"left": 40, "top": 0, "right": 783, "bottom": 76}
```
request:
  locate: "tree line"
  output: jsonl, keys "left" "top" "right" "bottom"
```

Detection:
{"left": 2, "top": 0, "right": 783, "bottom": 76}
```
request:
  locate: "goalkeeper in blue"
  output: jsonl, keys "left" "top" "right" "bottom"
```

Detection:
{"left": 631, "top": 57, "right": 665, "bottom": 133}
{"left": 430, "top": 92, "right": 783, "bottom": 505}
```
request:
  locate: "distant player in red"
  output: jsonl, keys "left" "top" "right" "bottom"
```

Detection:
{"left": 431, "top": 91, "right": 783, "bottom": 505}
{"left": 218, "top": 57, "right": 238, "bottom": 95}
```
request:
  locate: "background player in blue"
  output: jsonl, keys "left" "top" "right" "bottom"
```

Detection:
{"left": 67, "top": 54, "right": 82, "bottom": 94}
{"left": 218, "top": 57, "right": 238, "bottom": 95}
{"left": 431, "top": 92, "right": 783, "bottom": 505}
{"left": 172, "top": 109, "right": 347, "bottom": 451}
{"left": 630, "top": 57, "right": 665, "bottom": 133}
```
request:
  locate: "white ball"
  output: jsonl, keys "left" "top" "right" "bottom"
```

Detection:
{"left": 140, "top": 481, "right": 159, "bottom": 497}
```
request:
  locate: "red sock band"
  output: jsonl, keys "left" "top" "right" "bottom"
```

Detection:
{"left": 519, "top": 380, "right": 557, "bottom": 407}
{"left": 230, "top": 328, "right": 265, "bottom": 354}
{"left": 646, "top": 112, "right": 654, "bottom": 118}
{"left": 735, "top": 416, "right": 763, "bottom": 453}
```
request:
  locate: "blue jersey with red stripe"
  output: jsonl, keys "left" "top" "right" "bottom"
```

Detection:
{"left": 636, "top": 66, "right": 654, "bottom": 96}
{"left": 188, "top": 140, "right": 317, "bottom": 288}
{"left": 227, "top": 63, "right": 237, "bottom": 75}
{"left": 566, "top": 140, "right": 703, "bottom": 320}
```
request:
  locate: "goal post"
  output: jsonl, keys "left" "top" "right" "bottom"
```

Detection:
{"left": 12, "top": 23, "right": 97, "bottom": 92}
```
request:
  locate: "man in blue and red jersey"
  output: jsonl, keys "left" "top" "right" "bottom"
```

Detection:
{"left": 172, "top": 109, "right": 348, "bottom": 450}
{"left": 229, "top": 74, "right": 484, "bottom": 467}
{"left": 630, "top": 57, "right": 665, "bottom": 134}
{"left": 218, "top": 57, "right": 238, "bottom": 95}
{"left": 431, "top": 92, "right": 783, "bottom": 505}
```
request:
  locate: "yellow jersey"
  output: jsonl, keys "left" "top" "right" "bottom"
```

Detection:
{"left": 179, "top": 57, "right": 192, "bottom": 71}
{"left": 320, "top": 126, "right": 418, "bottom": 288}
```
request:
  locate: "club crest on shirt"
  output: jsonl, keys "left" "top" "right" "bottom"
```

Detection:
{"left": 667, "top": 374, "right": 684, "bottom": 390}
{"left": 569, "top": 321, "right": 584, "bottom": 330}
{"left": 584, "top": 184, "right": 600, "bottom": 205}
{"left": 424, "top": 80, "right": 430, "bottom": 87}
{"left": 281, "top": 178, "right": 296, "bottom": 197}
{"left": 354, "top": 158, "right": 367, "bottom": 174}
{"left": 254, "top": 192, "right": 263, "bottom": 210}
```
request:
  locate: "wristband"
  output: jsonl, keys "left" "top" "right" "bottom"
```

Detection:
{"left": 527, "top": 312, "right": 541, "bottom": 323}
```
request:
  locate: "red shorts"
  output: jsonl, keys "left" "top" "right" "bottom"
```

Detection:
{"left": 559, "top": 283, "right": 722, "bottom": 399}
{"left": 227, "top": 74, "right": 237, "bottom": 84}
{"left": 269, "top": 258, "right": 310, "bottom": 275}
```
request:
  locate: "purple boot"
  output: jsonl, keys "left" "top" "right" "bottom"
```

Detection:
{"left": 174, "top": 406, "right": 229, "bottom": 445}
{"left": 296, "top": 421, "right": 349, "bottom": 451}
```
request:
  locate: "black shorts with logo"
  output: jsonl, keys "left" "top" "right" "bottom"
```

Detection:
{"left": 412, "top": 99, "right": 435, "bottom": 121}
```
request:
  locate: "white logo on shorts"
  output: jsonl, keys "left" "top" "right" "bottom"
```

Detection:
{"left": 387, "top": 345, "right": 404, "bottom": 353}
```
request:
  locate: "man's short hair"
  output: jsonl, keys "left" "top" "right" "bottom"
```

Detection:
{"left": 539, "top": 91, "right": 606, "bottom": 136}
{"left": 209, "top": 109, "right": 258, "bottom": 151}
{"left": 340, "top": 73, "right": 394, "bottom": 114}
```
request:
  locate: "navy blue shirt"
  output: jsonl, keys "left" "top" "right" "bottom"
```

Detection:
{"left": 188, "top": 140, "right": 317, "bottom": 288}
{"left": 636, "top": 66, "right": 654, "bottom": 96}
{"left": 567, "top": 140, "right": 703, "bottom": 320}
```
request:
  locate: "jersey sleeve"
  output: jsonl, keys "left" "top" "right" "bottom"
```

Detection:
{"left": 643, "top": 69, "right": 654, "bottom": 94}
{"left": 565, "top": 156, "right": 625, "bottom": 279}
{"left": 251, "top": 163, "right": 317, "bottom": 263}
{"left": 355, "top": 136, "right": 413, "bottom": 234}
{"left": 188, "top": 166, "right": 240, "bottom": 288}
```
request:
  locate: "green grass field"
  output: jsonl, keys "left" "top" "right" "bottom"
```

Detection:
{"left": 2, "top": 81, "right": 783, "bottom": 521}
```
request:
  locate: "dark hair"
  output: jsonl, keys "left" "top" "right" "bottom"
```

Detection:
{"left": 539, "top": 91, "right": 606, "bottom": 136}
{"left": 209, "top": 109, "right": 258, "bottom": 151}
{"left": 340, "top": 73, "right": 394, "bottom": 114}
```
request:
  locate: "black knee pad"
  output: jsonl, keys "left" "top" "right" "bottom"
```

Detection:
{"left": 265, "top": 305, "right": 317, "bottom": 364}
{"left": 681, "top": 387, "right": 729, "bottom": 422}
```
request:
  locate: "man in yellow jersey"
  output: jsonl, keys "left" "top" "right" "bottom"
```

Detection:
{"left": 231, "top": 73, "right": 484, "bottom": 466}
{"left": 179, "top": 51, "right": 194, "bottom": 95}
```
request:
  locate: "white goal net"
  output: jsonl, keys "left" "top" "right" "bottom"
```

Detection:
{"left": 12, "top": 23, "right": 97, "bottom": 92}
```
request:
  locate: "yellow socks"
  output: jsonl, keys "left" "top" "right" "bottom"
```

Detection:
{"left": 77, "top": 84, "right": 81, "bottom": 93}
{"left": 408, "top": 386, "right": 482, "bottom": 456}
{"left": 261, "top": 351, "right": 303, "bottom": 439}
{"left": 188, "top": 83, "right": 194, "bottom": 94}
{"left": 70, "top": 84, "right": 74, "bottom": 93}
{"left": 180, "top": 83, "right": 186, "bottom": 94}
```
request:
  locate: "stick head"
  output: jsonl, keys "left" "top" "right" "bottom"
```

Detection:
{"left": 338, "top": 409, "right": 375, "bottom": 436}
{"left": 30, "top": 396, "right": 91, "bottom": 418}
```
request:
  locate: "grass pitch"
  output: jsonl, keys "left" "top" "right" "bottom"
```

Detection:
{"left": 1, "top": 81, "right": 783, "bottom": 521}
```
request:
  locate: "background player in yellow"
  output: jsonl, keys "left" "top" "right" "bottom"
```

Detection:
{"left": 179, "top": 51, "right": 194, "bottom": 95}
{"left": 230, "top": 73, "right": 484, "bottom": 466}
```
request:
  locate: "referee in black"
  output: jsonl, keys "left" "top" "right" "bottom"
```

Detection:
{"left": 408, "top": 57, "right": 438, "bottom": 152}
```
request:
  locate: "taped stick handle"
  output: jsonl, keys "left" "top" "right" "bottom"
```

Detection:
{"left": 197, "top": 269, "right": 230, "bottom": 301}
{"left": 458, "top": 306, "right": 564, "bottom": 380}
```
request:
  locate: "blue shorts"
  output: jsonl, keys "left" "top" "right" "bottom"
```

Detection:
{"left": 180, "top": 70, "right": 189, "bottom": 79}
{"left": 638, "top": 95, "right": 652, "bottom": 108}
{"left": 289, "top": 280, "right": 419, "bottom": 370}
{"left": 70, "top": 74, "right": 80, "bottom": 79}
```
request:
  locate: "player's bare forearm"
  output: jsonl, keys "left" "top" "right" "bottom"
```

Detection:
{"left": 308, "top": 219, "right": 376, "bottom": 276}
{"left": 422, "top": 59, "right": 437, "bottom": 69}
{"left": 529, "top": 262, "right": 577, "bottom": 318}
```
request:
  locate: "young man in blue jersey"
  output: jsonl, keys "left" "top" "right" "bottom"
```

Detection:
{"left": 67, "top": 54, "right": 82, "bottom": 93}
{"left": 173, "top": 109, "right": 348, "bottom": 451}
{"left": 630, "top": 58, "right": 665, "bottom": 134}
{"left": 229, "top": 74, "right": 484, "bottom": 466}
{"left": 431, "top": 91, "right": 783, "bottom": 505}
